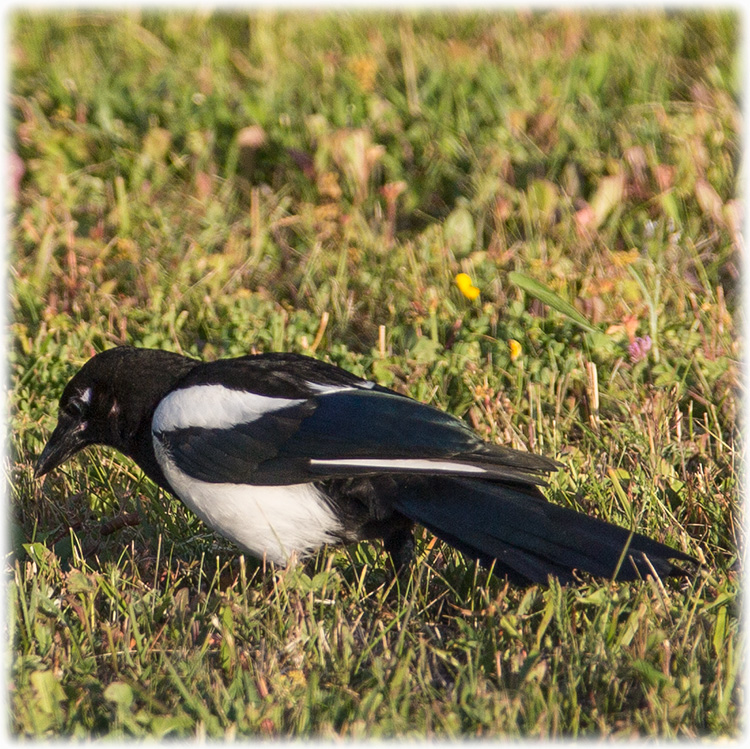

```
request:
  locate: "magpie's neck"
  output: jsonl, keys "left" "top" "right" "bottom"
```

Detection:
{"left": 101, "top": 349, "right": 198, "bottom": 492}
{"left": 124, "top": 420, "right": 173, "bottom": 492}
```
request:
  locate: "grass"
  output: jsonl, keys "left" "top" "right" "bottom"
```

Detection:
{"left": 7, "top": 9, "right": 741, "bottom": 739}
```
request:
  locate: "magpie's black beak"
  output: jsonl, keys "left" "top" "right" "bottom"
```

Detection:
{"left": 34, "top": 419, "right": 88, "bottom": 478}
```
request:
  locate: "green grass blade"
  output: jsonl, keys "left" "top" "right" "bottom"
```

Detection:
{"left": 509, "top": 272, "right": 599, "bottom": 334}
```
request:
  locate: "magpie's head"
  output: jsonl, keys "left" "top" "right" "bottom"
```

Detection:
{"left": 35, "top": 346, "right": 196, "bottom": 479}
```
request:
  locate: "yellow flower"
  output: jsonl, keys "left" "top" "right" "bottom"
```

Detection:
{"left": 508, "top": 339, "right": 522, "bottom": 362}
{"left": 455, "top": 273, "right": 480, "bottom": 300}
{"left": 611, "top": 247, "right": 640, "bottom": 267}
{"left": 348, "top": 55, "right": 378, "bottom": 92}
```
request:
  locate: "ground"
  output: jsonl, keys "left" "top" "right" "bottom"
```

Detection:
{"left": 8, "top": 10, "right": 740, "bottom": 739}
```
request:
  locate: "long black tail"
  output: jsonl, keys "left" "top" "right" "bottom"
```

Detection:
{"left": 393, "top": 475, "right": 695, "bottom": 585}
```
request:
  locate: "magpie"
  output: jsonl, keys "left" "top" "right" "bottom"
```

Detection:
{"left": 35, "top": 346, "right": 694, "bottom": 584}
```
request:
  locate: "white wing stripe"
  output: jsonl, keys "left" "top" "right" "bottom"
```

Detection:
{"left": 153, "top": 385, "right": 305, "bottom": 432}
{"left": 304, "top": 382, "right": 354, "bottom": 394}
{"left": 304, "top": 380, "right": 376, "bottom": 394}
{"left": 309, "top": 458, "right": 487, "bottom": 474}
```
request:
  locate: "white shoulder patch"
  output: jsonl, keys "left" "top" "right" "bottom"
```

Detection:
{"left": 153, "top": 385, "right": 306, "bottom": 433}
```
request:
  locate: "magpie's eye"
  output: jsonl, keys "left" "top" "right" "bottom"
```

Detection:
{"left": 65, "top": 399, "right": 87, "bottom": 418}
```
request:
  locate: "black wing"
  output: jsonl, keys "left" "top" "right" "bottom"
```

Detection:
{"left": 152, "top": 355, "right": 557, "bottom": 487}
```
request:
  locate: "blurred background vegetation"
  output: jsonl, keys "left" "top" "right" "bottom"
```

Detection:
{"left": 8, "top": 10, "right": 740, "bottom": 739}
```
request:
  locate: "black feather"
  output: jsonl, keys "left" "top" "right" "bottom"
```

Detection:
{"left": 173, "top": 353, "right": 388, "bottom": 398}
{"left": 155, "top": 401, "right": 317, "bottom": 484}
{"left": 392, "top": 475, "right": 693, "bottom": 584}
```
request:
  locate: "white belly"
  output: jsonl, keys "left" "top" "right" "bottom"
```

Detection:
{"left": 154, "top": 441, "right": 344, "bottom": 565}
